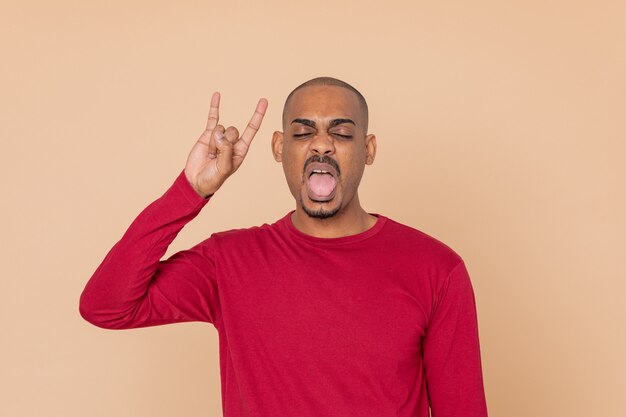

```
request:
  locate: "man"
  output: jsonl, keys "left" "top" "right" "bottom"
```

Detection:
{"left": 79, "top": 77, "right": 489, "bottom": 417}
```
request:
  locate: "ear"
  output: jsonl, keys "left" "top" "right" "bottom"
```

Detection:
{"left": 364, "top": 134, "right": 377, "bottom": 165}
{"left": 272, "top": 131, "right": 284, "bottom": 162}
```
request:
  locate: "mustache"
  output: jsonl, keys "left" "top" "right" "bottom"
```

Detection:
{"left": 303, "top": 155, "right": 341, "bottom": 176}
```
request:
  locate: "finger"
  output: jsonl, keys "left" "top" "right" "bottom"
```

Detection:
{"left": 224, "top": 126, "right": 240, "bottom": 144}
{"left": 205, "top": 92, "right": 220, "bottom": 131}
{"left": 239, "top": 98, "right": 268, "bottom": 147}
{"left": 215, "top": 128, "right": 234, "bottom": 176}
{"left": 208, "top": 125, "right": 225, "bottom": 159}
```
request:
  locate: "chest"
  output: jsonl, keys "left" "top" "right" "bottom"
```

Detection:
{"left": 216, "top": 245, "right": 431, "bottom": 368}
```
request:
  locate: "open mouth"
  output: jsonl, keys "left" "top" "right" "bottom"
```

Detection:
{"left": 305, "top": 162, "right": 338, "bottom": 202}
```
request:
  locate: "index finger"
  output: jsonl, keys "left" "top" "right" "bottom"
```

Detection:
{"left": 205, "top": 92, "right": 220, "bottom": 131}
{"left": 239, "top": 98, "right": 268, "bottom": 146}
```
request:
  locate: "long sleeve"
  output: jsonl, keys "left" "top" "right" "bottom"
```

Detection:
{"left": 422, "top": 261, "right": 489, "bottom": 417}
{"left": 78, "top": 169, "right": 221, "bottom": 329}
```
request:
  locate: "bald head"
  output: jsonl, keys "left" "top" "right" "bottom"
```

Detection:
{"left": 282, "top": 77, "right": 369, "bottom": 132}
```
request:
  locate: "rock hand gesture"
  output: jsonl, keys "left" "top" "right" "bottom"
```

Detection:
{"left": 184, "top": 92, "right": 268, "bottom": 198}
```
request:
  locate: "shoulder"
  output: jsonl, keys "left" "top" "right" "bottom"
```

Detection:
{"left": 211, "top": 223, "right": 269, "bottom": 241}
{"left": 379, "top": 215, "right": 464, "bottom": 271}
{"left": 207, "top": 216, "right": 284, "bottom": 248}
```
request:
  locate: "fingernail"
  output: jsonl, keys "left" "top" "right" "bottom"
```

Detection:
{"left": 215, "top": 131, "right": 224, "bottom": 141}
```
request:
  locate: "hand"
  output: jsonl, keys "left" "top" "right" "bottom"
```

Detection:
{"left": 184, "top": 92, "right": 268, "bottom": 198}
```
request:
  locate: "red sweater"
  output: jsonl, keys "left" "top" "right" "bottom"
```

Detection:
{"left": 79, "top": 169, "right": 489, "bottom": 417}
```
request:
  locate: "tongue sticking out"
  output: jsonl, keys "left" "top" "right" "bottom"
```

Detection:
{"left": 307, "top": 173, "right": 336, "bottom": 199}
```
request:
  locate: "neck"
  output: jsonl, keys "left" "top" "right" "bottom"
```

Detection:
{"left": 290, "top": 195, "right": 378, "bottom": 238}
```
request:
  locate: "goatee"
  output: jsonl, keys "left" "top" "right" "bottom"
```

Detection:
{"left": 300, "top": 196, "right": 341, "bottom": 219}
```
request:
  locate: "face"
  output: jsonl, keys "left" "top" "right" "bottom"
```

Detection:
{"left": 272, "top": 85, "right": 376, "bottom": 219}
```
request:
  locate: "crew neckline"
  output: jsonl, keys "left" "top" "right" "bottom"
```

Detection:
{"left": 279, "top": 210, "right": 388, "bottom": 246}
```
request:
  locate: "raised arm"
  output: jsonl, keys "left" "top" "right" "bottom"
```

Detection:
{"left": 78, "top": 93, "right": 268, "bottom": 329}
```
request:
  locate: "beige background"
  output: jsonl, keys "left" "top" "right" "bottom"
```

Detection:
{"left": 1, "top": 1, "right": 624, "bottom": 416}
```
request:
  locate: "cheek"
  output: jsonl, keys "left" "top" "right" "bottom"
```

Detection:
{"left": 344, "top": 165, "right": 365, "bottom": 187}
{"left": 282, "top": 147, "right": 307, "bottom": 180}
{"left": 281, "top": 159, "right": 305, "bottom": 188}
{"left": 339, "top": 150, "right": 366, "bottom": 180}
{"left": 282, "top": 163, "right": 299, "bottom": 182}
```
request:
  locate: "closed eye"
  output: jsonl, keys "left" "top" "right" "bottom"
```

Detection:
{"left": 332, "top": 133, "right": 353, "bottom": 139}
{"left": 293, "top": 133, "right": 312, "bottom": 138}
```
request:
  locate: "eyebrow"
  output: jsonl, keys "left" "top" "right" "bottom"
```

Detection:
{"left": 290, "top": 118, "right": 356, "bottom": 128}
{"left": 291, "top": 118, "right": 316, "bottom": 128}
{"left": 329, "top": 118, "right": 356, "bottom": 128}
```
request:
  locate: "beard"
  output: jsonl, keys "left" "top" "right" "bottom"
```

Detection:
{"left": 299, "top": 195, "right": 341, "bottom": 219}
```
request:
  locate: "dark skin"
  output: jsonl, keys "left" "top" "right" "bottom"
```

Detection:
{"left": 184, "top": 85, "right": 377, "bottom": 238}
{"left": 272, "top": 85, "right": 377, "bottom": 238}
{"left": 184, "top": 92, "right": 268, "bottom": 197}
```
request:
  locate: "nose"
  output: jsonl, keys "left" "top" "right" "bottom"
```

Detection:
{"left": 310, "top": 132, "right": 335, "bottom": 156}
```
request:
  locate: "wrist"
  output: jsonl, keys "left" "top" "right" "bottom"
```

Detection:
{"left": 191, "top": 182, "right": 213, "bottom": 199}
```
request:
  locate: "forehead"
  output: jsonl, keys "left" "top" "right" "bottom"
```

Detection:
{"left": 284, "top": 85, "right": 362, "bottom": 124}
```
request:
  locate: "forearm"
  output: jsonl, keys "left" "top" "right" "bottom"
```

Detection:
{"left": 78, "top": 169, "right": 211, "bottom": 329}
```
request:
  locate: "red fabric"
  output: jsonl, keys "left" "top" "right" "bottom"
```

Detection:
{"left": 79, "top": 169, "right": 489, "bottom": 417}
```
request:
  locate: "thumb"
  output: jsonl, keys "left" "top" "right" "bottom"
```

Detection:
{"left": 214, "top": 130, "right": 234, "bottom": 176}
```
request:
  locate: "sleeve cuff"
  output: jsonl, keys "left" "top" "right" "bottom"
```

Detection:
{"left": 173, "top": 169, "right": 213, "bottom": 208}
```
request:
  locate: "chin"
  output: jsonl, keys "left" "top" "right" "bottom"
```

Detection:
{"left": 300, "top": 195, "right": 342, "bottom": 219}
